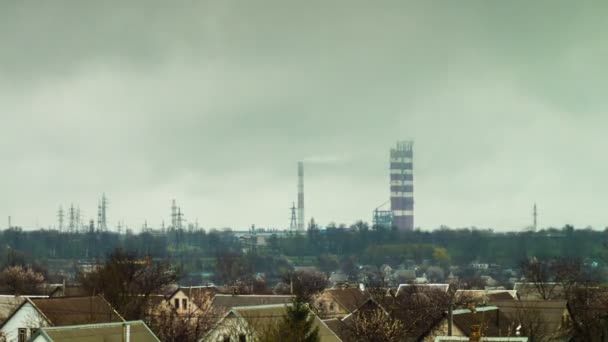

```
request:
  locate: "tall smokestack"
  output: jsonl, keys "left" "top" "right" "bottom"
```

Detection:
{"left": 297, "top": 161, "right": 305, "bottom": 231}
{"left": 390, "top": 141, "right": 414, "bottom": 231}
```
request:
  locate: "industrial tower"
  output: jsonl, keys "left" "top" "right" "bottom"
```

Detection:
{"left": 297, "top": 162, "right": 305, "bottom": 231}
{"left": 390, "top": 141, "right": 414, "bottom": 231}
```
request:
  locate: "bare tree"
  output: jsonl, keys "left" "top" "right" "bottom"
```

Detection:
{"left": 79, "top": 248, "right": 177, "bottom": 320}
{"left": 283, "top": 270, "right": 329, "bottom": 303}
{"left": 0, "top": 265, "right": 45, "bottom": 295}
{"left": 345, "top": 308, "right": 406, "bottom": 342}
{"left": 520, "top": 258, "right": 558, "bottom": 300}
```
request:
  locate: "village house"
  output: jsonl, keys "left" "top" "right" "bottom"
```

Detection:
{"left": 0, "top": 296, "right": 124, "bottom": 342}
{"left": 211, "top": 294, "right": 293, "bottom": 315}
{"left": 313, "top": 287, "right": 369, "bottom": 319}
{"left": 424, "top": 306, "right": 515, "bottom": 340}
{"left": 202, "top": 304, "right": 341, "bottom": 342}
{"left": 30, "top": 320, "right": 160, "bottom": 342}
{"left": 490, "top": 299, "right": 571, "bottom": 340}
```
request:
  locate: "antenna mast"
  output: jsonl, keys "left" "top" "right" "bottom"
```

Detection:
{"left": 533, "top": 203, "right": 538, "bottom": 231}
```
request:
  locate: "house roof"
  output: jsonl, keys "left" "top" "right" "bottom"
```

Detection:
{"left": 30, "top": 296, "right": 124, "bottom": 326}
{"left": 229, "top": 304, "right": 342, "bottom": 342}
{"left": 33, "top": 320, "right": 160, "bottom": 342}
{"left": 323, "top": 318, "right": 351, "bottom": 341}
{"left": 180, "top": 286, "right": 219, "bottom": 301}
{"left": 455, "top": 290, "right": 517, "bottom": 304}
{"left": 211, "top": 294, "right": 293, "bottom": 313}
{"left": 490, "top": 300, "right": 568, "bottom": 334}
{"left": 513, "top": 282, "right": 564, "bottom": 300}
{"left": 451, "top": 306, "right": 514, "bottom": 337}
{"left": 434, "top": 337, "right": 528, "bottom": 342}
{"left": 323, "top": 288, "right": 369, "bottom": 313}
{"left": 48, "top": 285, "right": 90, "bottom": 298}
{"left": 396, "top": 283, "right": 450, "bottom": 296}
{"left": 487, "top": 292, "right": 517, "bottom": 301}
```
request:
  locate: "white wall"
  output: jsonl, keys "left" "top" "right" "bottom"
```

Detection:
{"left": 0, "top": 302, "right": 48, "bottom": 342}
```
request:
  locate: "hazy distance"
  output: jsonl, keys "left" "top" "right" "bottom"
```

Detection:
{"left": 1, "top": 1, "right": 607, "bottom": 230}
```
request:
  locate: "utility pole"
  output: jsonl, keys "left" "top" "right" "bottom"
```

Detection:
{"left": 448, "top": 300, "right": 453, "bottom": 336}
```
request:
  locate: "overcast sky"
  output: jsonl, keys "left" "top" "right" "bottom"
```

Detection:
{"left": 1, "top": 1, "right": 607, "bottom": 231}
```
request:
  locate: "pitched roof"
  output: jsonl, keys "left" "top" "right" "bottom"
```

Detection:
{"left": 324, "top": 288, "right": 369, "bottom": 313}
{"left": 455, "top": 290, "right": 517, "bottom": 304}
{"left": 451, "top": 306, "right": 514, "bottom": 337}
{"left": 487, "top": 292, "right": 517, "bottom": 301}
{"left": 211, "top": 294, "right": 293, "bottom": 313}
{"left": 434, "top": 337, "right": 528, "bottom": 342}
{"left": 490, "top": 300, "right": 568, "bottom": 335}
{"left": 33, "top": 320, "right": 160, "bottom": 342}
{"left": 322, "top": 318, "right": 351, "bottom": 341}
{"left": 179, "top": 286, "right": 219, "bottom": 300}
{"left": 396, "top": 283, "right": 450, "bottom": 296}
{"left": 49, "top": 285, "right": 90, "bottom": 298}
{"left": 230, "top": 304, "right": 342, "bottom": 342}
{"left": 30, "top": 296, "right": 124, "bottom": 326}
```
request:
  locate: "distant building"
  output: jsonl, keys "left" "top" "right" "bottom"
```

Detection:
{"left": 390, "top": 141, "right": 414, "bottom": 231}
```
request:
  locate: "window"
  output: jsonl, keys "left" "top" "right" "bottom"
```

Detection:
{"left": 18, "top": 328, "right": 26, "bottom": 342}
{"left": 239, "top": 334, "right": 247, "bottom": 342}
{"left": 182, "top": 298, "right": 188, "bottom": 310}
{"left": 174, "top": 298, "right": 180, "bottom": 309}
{"left": 30, "top": 328, "right": 39, "bottom": 337}
{"left": 222, "top": 335, "right": 230, "bottom": 342}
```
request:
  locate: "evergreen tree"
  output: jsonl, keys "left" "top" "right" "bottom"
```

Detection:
{"left": 279, "top": 299, "right": 320, "bottom": 342}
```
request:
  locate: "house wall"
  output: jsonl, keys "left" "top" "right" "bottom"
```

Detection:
{"left": 168, "top": 290, "right": 200, "bottom": 316}
{"left": 202, "top": 313, "right": 251, "bottom": 342}
{"left": 313, "top": 293, "right": 349, "bottom": 319}
{"left": 0, "top": 302, "right": 49, "bottom": 342}
{"left": 423, "top": 318, "right": 466, "bottom": 342}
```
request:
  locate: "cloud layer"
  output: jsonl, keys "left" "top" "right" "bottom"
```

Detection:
{"left": 1, "top": 1, "right": 607, "bottom": 230}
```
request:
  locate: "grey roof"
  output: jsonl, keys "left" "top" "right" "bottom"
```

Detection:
{"left": 435, "top": 338, "right": 528, "bottom": 342}
{"left": 490, "top": 300, "right": 569, "bottom": 336}
{"left": 211, "top": 294, "right": 293, "bottom": 313}
{"left": 34, "top": 320, "right": 160, "bottom": 342}
{"left": 228, "top": 304, "right": 341, "bottom": 342}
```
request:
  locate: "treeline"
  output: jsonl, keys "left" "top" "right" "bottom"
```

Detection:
{"left": 272, "top": 223, "right": 606, "bottom": 267}
{"left": 1, "top": 223, "right": 606, "bottom": 276}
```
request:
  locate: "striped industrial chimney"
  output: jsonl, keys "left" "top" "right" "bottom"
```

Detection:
{"left": 390, "top": 141, "right": 414, "bottom": 230}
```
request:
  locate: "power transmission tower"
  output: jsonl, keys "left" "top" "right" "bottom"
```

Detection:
{"left": 68, "top": 204, "right": 75, "bottom": 233}
{"left": 171, "top": 199, "right": 177, "bottom": 230}
{"left": 100, "top": 194, "right": 108, "bottom": 231}
{"left": 58, "top": 206, "right": 64, "bottom": 232}
{"left": 289, "top": 202, "right": 297, "bottom": 230}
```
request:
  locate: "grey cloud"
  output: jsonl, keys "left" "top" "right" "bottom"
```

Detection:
{"left": 1, "top": 1, "right": 607, "bottom": 230}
